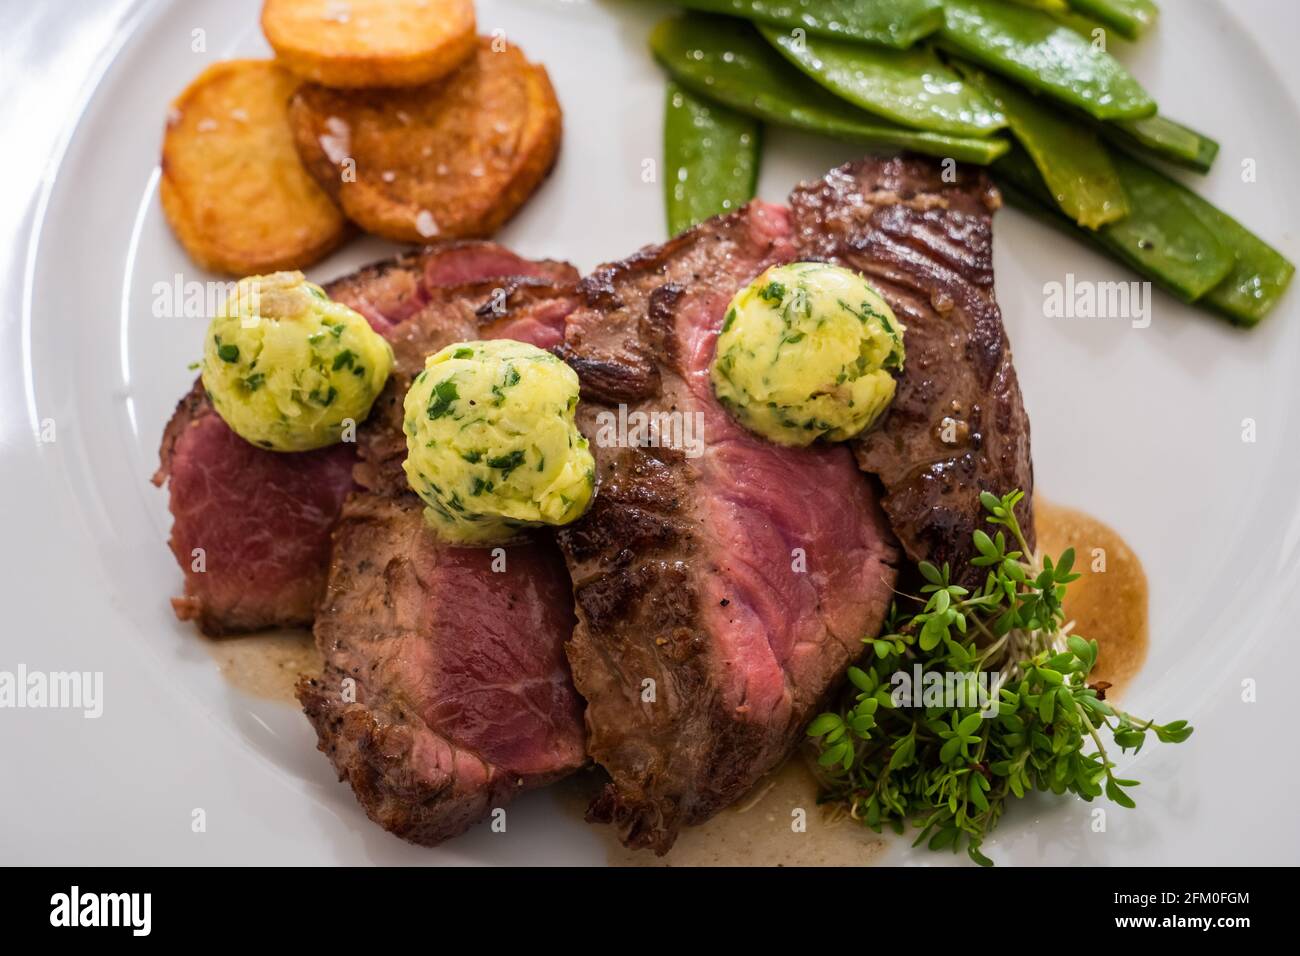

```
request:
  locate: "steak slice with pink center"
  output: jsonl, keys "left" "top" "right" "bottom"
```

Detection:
{"left": 789, "top": 157, "right": 1035, "bottom": 581}
{"left": 556, "top": 202, "right": 900, "bottom": 854}
{"left": 153, "top": 242, "right": 579, "bottom": 635}
{"left": 156, "top": 383, "right": 357, "bottom": 634}
{"left": 298, "top": 494, "right": 584, "bottom": 846}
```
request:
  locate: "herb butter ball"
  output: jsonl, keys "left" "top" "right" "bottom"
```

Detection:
{"left": 402, "top": 339, "right": 596, "bottom": 545}
{"left": 710, "top": 262, "right": 906, "bottom": 446}
{"left": 202, "top": 271, "right": 393, "bottom": 451}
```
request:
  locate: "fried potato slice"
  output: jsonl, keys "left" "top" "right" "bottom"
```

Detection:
{"left": 261, "top": 0, "right": 476, "bottom": 89}
{"left": 288, "top": 39, "right": 562, "bottom": 244}
{"left": 161, "top": 60, "right": 349, "bottom": 275}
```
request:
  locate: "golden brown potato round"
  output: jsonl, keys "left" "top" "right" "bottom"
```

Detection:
{"left": 261, "top": 0, "right": 477, "bottom": 89}
{"left": 288, "top": 39, "right": 562, "bottom": 243}
{"left": 161, "top": 60, "right": 349, "bottom": 275}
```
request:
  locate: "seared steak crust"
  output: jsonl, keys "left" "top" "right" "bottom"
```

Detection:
{"left": 557, "top": 203, "right": 899, "bottom": 854}
{"left": 790, "top": 157, "right": 1034, "bottom": 579}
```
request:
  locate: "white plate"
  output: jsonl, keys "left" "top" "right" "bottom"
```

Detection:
{"left": 3, "top": 0, "right": 1299, "bottom": 865}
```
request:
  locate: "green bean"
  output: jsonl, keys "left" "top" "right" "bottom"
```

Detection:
{"left": 960, "top": 64, "right": 1126, "bottom": 227}
{"left": 938, "top": 0, "right": 1156, "bottom": 120}
{"left": 1104, "top": 115, "right": 1219, "bottom": 174}
{"left": 650, "top": 14, "right": 1010, "bottom": 165}
{"left": 663, "top": 82, "right": 762, "bottom": 236}
{"left": 995, "top": 147, "right": 1234, "bottom": 303}
{"left": 1067, "top": 0, "right": 1158, "bottom": 41}
{"left": 760, "top": 24, "right": 1006, "bottom": 137}
{"left": 665, "top": 0, "right": 944, "bottom": 48}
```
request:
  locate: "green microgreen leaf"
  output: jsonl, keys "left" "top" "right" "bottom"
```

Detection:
{"left": 804, "top": 488, "right": 1191, "bottom": 866}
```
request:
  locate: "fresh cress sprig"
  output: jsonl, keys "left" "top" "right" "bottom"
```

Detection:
{"left": 807, "top": 490, "right": 1192, "bottom": 867}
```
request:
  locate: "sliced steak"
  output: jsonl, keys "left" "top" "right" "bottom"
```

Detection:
{"left": 298, "top": 494, "right": 584, "bottom": 846}
{"left": 789, "top": 156, "right": 1035, "bottom": 580}
{"left": 154, "top": 241, "right": 580, "bottom": 635}
{"left": 556, "top": 202, "right": 900, "bottom": 854}
{"left": 297, "top": 253, "right": 586, "bottom": 847}
{"left": 155, "top": 381, "right": 357, "bottom": 634}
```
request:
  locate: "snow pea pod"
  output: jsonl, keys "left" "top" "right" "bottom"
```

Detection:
{"left": 1105, "top": 114, "right": 1219, "bottom": 174}
{"left": 1067, "top": 0, "right": 1158, "bottom": 41}
{"left": 1069, "top": 151, "right": 1234, "bottom": 301}
{"left": 1008, "top": 0, "right": 1068, "bottom": 12}
{"left": 939, "top": 0, "right": 1156, "bottom": 120}
{"left": 761, "top": 24, "right": 1006, "bottom": 137}
{"left": 1166, "top": 170, "right": 1294, "bottom": 326}
{"left": 666, "top": 0, "right": 944, "bottom": 48}
{"left": 663, "top": 82, "right": 762, "bottom": 236}
{"left": 961, "top": 65, "right": 1126, "bottom": 227}
{"left": 995, "top": 147, "right": 1235, "bottom": 305}
{"left": 650, "top": 14, "right": 1009, "bottom": 165}
{"left": 1002, "top": 153, "right": 1292, "bottom": 325}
